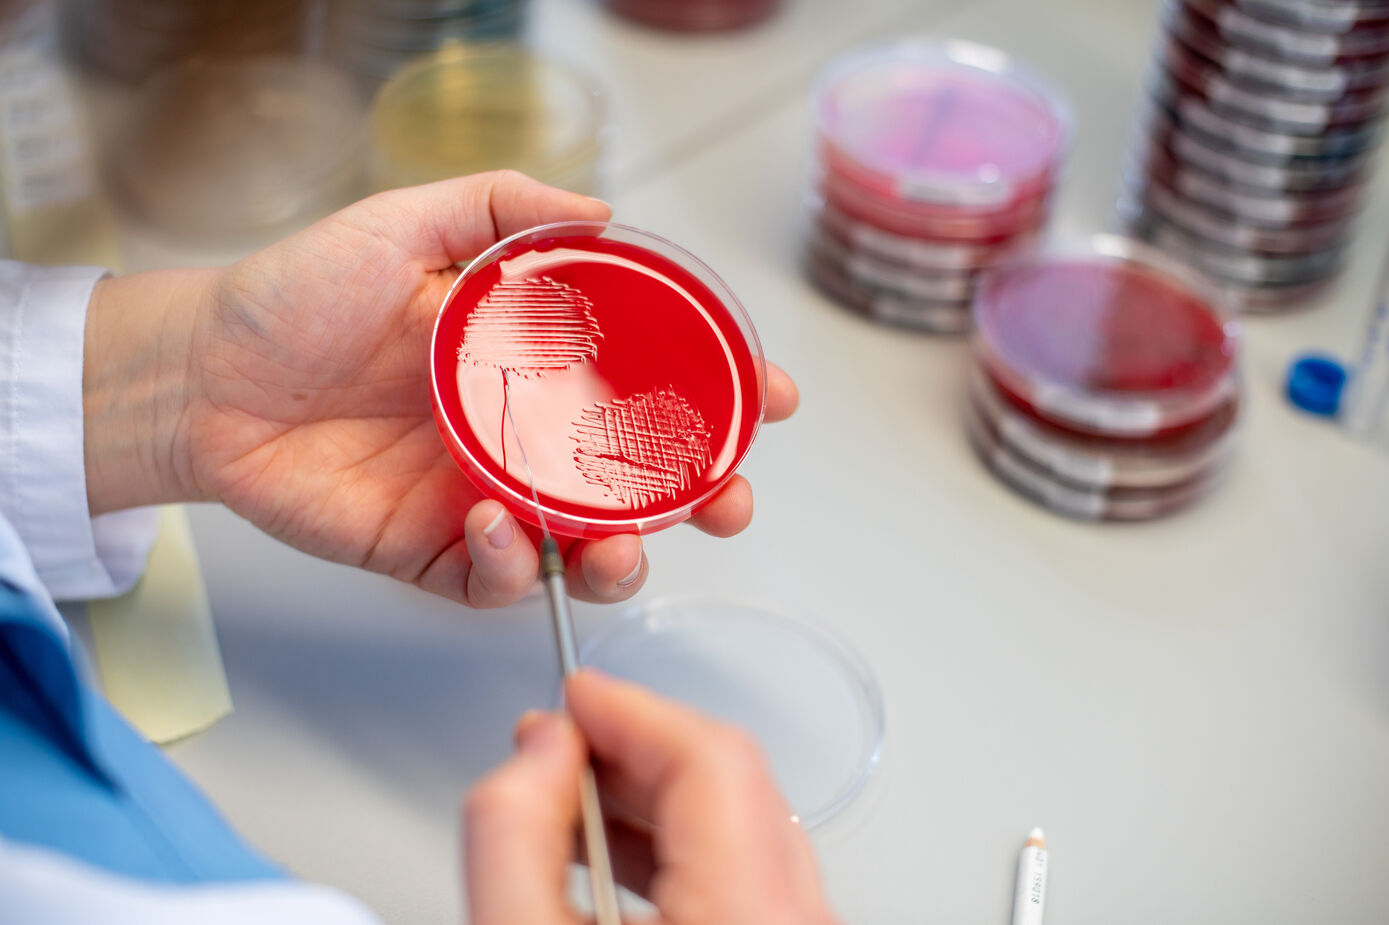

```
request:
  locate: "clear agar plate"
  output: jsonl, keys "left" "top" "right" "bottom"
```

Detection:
{"left": 970, "top": 369, "right": 1239, "bottom": 489}
{"left": 431, "top": 222, "right": 766, "bottom": 539}
{"left": 602, "top": 0, "right": 783, "bottom": 31}
{"left": 966, "top": 400, "right": 1227, "bottom": 520}
{"left": 579, "top": 597, "right": 885, "bottom": 830}
{"left": 368, "top": 43, "right": 605, "bottom": 193}
{"left": 808, "top": 195, "right": 1039, "bottom": 271}
{"left": 971, "top": 235, "right": 1240, "bottom": 437}
{"left": 806, "top": 250, "right": 973, "bottom": 334}
{"left": 108, "top": 57, "right": 364, "bottom": 236}
{"left": 814, "top": 38, "right": 1072, "bottom": 209}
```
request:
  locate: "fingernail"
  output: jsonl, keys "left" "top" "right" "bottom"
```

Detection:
{"left": 584, "top": 195, "right": 612, "bottom": 210}
{"left": 483, "top": 509, "right": 514, "bottom": 550}
{"left": 515, "top": 709, "right": 546, "bottom": 742}
{"left": 517, "top": 713, "right": 568, "bottom": 753}
{"left": 616, "top": 553, "right": 644, "bottom": 589}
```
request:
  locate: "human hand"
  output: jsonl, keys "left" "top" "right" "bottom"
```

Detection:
{"left": 82, "top": 171, "right": 798, "bottom": 606}
{"left": 463, "top": 670, "right": 840, "bottom": 925}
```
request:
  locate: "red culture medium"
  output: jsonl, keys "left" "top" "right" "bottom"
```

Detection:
{"left": 432, "top": 224, "right": 765, "bottom": 538}
{"left": 973, "top": 239, "right": 1239, "bottom": 438}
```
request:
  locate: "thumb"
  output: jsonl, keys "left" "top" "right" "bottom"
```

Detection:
{"left": 463, "top": 711, "right": 587, "bottom": 925}
{"left": 367, "top": 169, "right": 611, "bottom": 271}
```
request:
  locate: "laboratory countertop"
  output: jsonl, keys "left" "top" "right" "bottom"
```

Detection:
{"left": 167, "top": 0, "right": 1389, "bottom": 922}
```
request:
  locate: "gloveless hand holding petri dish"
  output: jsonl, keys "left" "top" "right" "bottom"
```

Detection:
{"left": 430, "top": 221, "right": 884, "bottom": 830}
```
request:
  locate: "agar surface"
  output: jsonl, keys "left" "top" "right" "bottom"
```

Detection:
{"left": 458, "top": 276, "right": 603, "bottom": 377}
{"left": 572, "top": 386, "right": 714, "bottom": 508}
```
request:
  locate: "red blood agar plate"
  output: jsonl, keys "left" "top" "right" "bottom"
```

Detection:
{"left": 806, "top": 250, "right": 973, "bottom": 333}
{"left": 813, "top": 39, "right": 1072, "bottom": 211}
{"left": 971, "top": 236, "right": 1241, "bottom": 437}
{"left": 602, "top": 0, "right": 782, "bottom": 32}
{"left": 431, "top": 222, "right": 766, "bottom": 538}
{"left": 808, "top": 195, "right": 1039, "bottom": 271}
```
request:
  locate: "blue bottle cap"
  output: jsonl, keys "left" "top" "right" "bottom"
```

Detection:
{"left": 1285, "top": 353, "right": 1348, "bottom": 417}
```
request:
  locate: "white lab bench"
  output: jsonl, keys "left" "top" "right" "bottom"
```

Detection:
{"left": 166, "top": 0, "right": 1389, "bottom": 922}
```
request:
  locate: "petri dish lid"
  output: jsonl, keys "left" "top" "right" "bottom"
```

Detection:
{"left": 813, "top": 38, "right": 1073, "bottom": 208}
{"left": 369, "top": 43, "right": 605, "bottom": 191}
{"left": 431, "top": 222, "right": 766, "bottom": 539}
{"left": 579, "top": 596, "right": 885, "bottom": 830}
{"left": 971, "top": 235, "right": 1241, "bottom": 436}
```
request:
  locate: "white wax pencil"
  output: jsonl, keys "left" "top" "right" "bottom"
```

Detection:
{"left": 1011, "top": 827, "right": 1047, "bottom": 925}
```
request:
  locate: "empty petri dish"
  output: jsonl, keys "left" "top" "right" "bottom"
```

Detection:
{"left": 965, "top": 400, "right": 1229, "bottom": 520}
{"left": 108, "top": 56, "right": 364, "bottom": 236}
{"left": 969, "top": 369, "right": 1239, "bottom": 489}
{"left": 972, "top": 235, "right": 1240, "bottom": 437}
{"left": 431, "top": 222, "right": 766, "bottom": 538}
{"left": 814, "top": 38, "right": 1072, "bottom": 210}
{"left": 369, "top": 43, "right": 605, "bottom": 194}
{"left": 580, "top": 596, "right": 884, "bottom": 830}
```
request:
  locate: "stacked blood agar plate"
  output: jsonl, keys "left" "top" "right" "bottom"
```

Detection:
{"left": 806, "top": 40, "right": 1072, "bottom": 334}
{"left": 967, "top": 237, "right": 1242, "bottom": 521}
{"left": 326, "top": 0, "right": 528, "bottom": 87}
{"left": 1120, "top": 0, "right": 1389, "bottom": 309}
{"left": 603, "top": 0, "right": 781, "bottom": 31}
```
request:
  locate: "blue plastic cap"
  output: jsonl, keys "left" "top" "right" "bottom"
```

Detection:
{"left": 1286, "top": 353, "right": 1348, "bottom": 417}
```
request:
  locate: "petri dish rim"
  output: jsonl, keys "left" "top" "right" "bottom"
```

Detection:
{"left": 578, "top": 594, "right": 887, "bottom": 831}
{"left": 430, "top": 220, "right": 768, "bottom": 538}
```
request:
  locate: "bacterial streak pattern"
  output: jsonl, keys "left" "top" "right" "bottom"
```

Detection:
{"left": 572, "top": 387, "right": 713, "bottom": 507}
{"left": 458, "top": 277, "right": 603, "bottom": 377}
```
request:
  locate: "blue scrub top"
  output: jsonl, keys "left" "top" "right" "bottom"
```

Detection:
{"left": 0, "top": 565, "right": 283, "bottom": 885}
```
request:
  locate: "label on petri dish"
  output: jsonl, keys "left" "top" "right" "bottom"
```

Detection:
{"left": 434, "top": 231, "right": 762, "bottom": 534}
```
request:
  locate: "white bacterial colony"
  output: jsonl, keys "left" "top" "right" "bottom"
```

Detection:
{"left": 572, "top": 387, "right": 714, "bottom": 508}
{"left": 459, "top": 276, "right": 603, "bottom": 377}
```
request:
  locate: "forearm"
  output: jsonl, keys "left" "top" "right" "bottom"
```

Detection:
{"left": 83, "top": 268, "right": 218, "bottom": 515}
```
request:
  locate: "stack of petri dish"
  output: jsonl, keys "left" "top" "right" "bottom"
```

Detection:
{"left": 1119, "top": 0, "right": 1389, "bottom": 309}
{"left": 805, "top": 39, "right": 1072, "bottom": 334}
{"left": 601, "top": 0, "right": 782, "bottom": 31}
{"left": 65, "top": 0, "right": 307, "bottom": 83}
{"left": 325, "top": 0, "right": 529, "bottom": 87}
{"left": 367, "top": 43, "right": 605, "bottom": 195}
{"left": 967, "top": 236, "right": 1242, "bottom": 521}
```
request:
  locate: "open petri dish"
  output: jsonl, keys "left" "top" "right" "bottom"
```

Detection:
{"left": 431, "top": 222, "right": 766, "bottom": 539}
{"left": 368, "top": 43, "right": 605, "bottom": 195}
{"left": 579, "top": 597, "right": 885, "bottom": 830}
{"left": 972, "top": 235, "right": 1240, "bottom": 437}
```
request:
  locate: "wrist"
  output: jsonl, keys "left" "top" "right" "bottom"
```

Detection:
{"left": 83, "top": 267, "right": 219, "bottom": 515}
